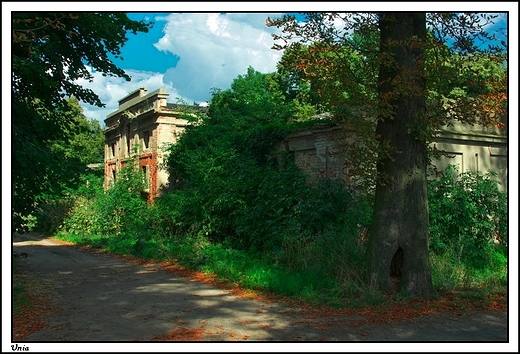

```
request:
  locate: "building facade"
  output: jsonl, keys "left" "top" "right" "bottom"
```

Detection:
{"left": 104, "top": 88, "right": 195, "bottom": 202}
{"left": 105, "top": 88, "right": 508, "bottom": 202}
{"left": 274, "top": 117, "right": 508, "bottom": 192}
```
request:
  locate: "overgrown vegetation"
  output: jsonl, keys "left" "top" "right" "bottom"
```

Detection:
{"left": 13, "top": 97, "right": 106, "bottom": 233}
{"left": 48, "top": 160, "right": 506, "bottom": 307}
{"left": 428, "top": 165, "right": 508, "bottom": 292}
{"left": 14, "top": 12, "right": 508, "bottom": 312}
{"left": 31, "top": 68, "right": 506, "bottom": 308}
{"left": 12, "top": 13, "right": 151, "bottom": 231}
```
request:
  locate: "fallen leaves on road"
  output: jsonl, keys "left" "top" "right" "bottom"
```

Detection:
{"left": 294, "top": 292, "right": 507, "bottom": 329}
{"left": 61, "top": 240, "right": 509, "bottom": 320}
{"left": 13, "top": 237, "right": 508, "bottom": 342}
{"left": 12, "top": 270, "right": 56, "bottom": 341}
{"left": 148, "top": 325, "right": 252, "bottom": 342}
{"left": 149, "top": 327, "right": 207, "bottom": 341}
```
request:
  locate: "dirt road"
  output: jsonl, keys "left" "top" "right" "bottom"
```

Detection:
{"left": 10, "top": 232, "right": 511, "bottom": 349}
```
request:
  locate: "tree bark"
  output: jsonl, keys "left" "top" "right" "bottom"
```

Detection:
{"left": 368, "top": 13, "right": 434, "bottom": 297}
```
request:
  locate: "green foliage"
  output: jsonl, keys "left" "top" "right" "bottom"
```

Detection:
{"left": 59, "top": 162, "right": 152, "bottom": 256}
{"left": 12, "top": 13, "right": 151, "bottom": 107}
{"left": 208, "top": 66, "right": 295, "bottom": 127}
{"left": 57, "top": 171, "right": 105, "bottom": 236}
{"left": 428, "top": 165, "right": 507, "bottom": 271}
{"left": 143, "top": 67, "right": 374, "bottom": 302}
{"left": 426, "top": 51, "right": 507, "bottom": 130}
{"left": 163, "top": 68, "right": 296, "bottom": 245}
{"left": 33, "top": 198, "right": 75, "bottom": 235}
{"left": 25, "top": 97, "right": 105, "bottom": 235}
{"left": 12, "top": 12, "right": 151, "bottom": 230}
{"left": 162, "top": 68, "right": 371, "bottom": 259}
{"left": 49, "top": 98, "right": 105, "bottom": 166}
{"left": 94, "top": 163, "right": 148, "bottom": 237}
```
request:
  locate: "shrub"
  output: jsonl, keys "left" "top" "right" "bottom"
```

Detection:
{"left": 95, "top": 163, "right": 148, "bottom": 238}
{"left": 32, "top": 170, "right": 104, "bottom": 235}
{"left": 428, "top": 165, "right": 507, "bottom": 270}
{"left": 59, "top": 162, "right": 152, "bottom": 254}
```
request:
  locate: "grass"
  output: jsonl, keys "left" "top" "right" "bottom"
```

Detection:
{"left": 52, "top": 230, "right": 508, "bottom": 312}
{"left": 12, "top": 258, "right": 29, "bottom": 316}
{"left": 192, "top": 243, "right": 340, "bottom": 300}
{"left": 13, "top": 284, "right": 29, "bottom": 316}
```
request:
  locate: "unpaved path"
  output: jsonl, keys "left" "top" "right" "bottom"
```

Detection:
{"left": 11, "top": 233, "right": 509, "bottom": 346}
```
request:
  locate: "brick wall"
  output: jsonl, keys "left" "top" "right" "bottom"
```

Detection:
{"left": 275, "top": 121, "right": 508, "bottom": 191}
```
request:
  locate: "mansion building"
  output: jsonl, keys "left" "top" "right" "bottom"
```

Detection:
{"left": 103, "top": 88, "right": 199, "bottom": 202}
{"left": 104, "top": 88, "right": 507, "bottom": 203}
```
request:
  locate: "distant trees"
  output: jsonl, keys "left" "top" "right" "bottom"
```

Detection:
{"left": 12, "top": 12, "right": 151, "bottom": 230}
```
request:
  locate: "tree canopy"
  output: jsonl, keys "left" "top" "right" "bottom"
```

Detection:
{"left": 267, "top": 12, "right": 508, "bottom": 297}
{"left": 272, "top": 14, "right": 507, "bottom": 193}
{"left": 12, "top": 13, "right": 150, "bottom": 107}
{"left": 271, "top": 13, "right": 507, "bottom": 128}
{"left": 12, "top": 12, "right": 151, "bottom": 230}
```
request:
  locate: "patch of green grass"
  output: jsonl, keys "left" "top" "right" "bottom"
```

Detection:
{"left": 12, "top": 259, "right": 29, "bottom": 315}
{"left": 13, "top": 284, "right": 29, "bottom": 316}
{"left": 430, "top": 248, "right": 508, "bottom": 294}
{"left": 193, "top": 243, "right": 376, "bottom": 307}
{"left": 56, "top": 230, "right": 507, "bottom": 310}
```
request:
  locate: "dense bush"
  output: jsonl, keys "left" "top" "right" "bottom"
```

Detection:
{"left": 33, "top": 170, "right": 104, "bottom": 235}
{"left": 60, "top": 163, "right": 153, "bottom": 254}
{"left": 428, "top": 165, "right": 507, "bottom": 267}
{"left": 159, "top": 68, "right": 372, "bottom": 266}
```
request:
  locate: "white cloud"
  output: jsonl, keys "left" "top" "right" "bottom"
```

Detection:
{"left": 76, "top": 67, "right": 186, "bottom": 125}
{"left": 76, "top": 13, "right": 284, "bottom": 125}
{"left": 156, "top": 13, "right": 284, "bottom": 102}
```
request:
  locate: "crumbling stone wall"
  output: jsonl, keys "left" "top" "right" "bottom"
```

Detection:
{"left": 105, "top": 88, "right": 508, "bottom": 203}
{"left": 274, "top": 124, "right": 348, "bottom": 183}
{"left": 275, "top": 119, "right": 508, "bottom": 191}
{"left": 103, "top": 88, "right": 191, "bottom": 203}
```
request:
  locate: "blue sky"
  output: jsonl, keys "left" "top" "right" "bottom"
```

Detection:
{"left": 76, "top": 11, "right": 291, "bottom": 123}
{"left": 3, "top": 4, "right": 516, "bottom": 127}
{"left": 111, "top": 13, "right": 181, "bottom": 73}
{"left": 87, "top": 11, "right": 510, "bottom": 125}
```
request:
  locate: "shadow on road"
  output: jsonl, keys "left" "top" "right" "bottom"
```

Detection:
{"left": 10, "top": 232, "right": 510, "bottom": 347}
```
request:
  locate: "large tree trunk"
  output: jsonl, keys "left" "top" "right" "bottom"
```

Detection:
{"left": 368, "top": 13, "right": 434, "bottom": 297}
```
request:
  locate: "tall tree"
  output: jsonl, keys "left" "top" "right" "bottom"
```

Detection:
{"left": 369, "top": 13, "right": 431, "bottom": 295}
{"left": 12, "top": 12, "right": 151, "bottom": 229}
{"left": 267, "top": 12, "right": 507, "bottom": 296}
{"left": 48, "top": 97, "right": 105, "bottom": 176}
{"left": 274, "top": 16, "right": 506, "bottom": 192}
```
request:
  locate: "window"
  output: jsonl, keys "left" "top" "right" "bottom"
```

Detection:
{"left": 111, "top": 142, "right": 116, "bottom": 158}
{"left": 141, "top": 165, "right": 149, "bottom": 190}
{"left": 126, "top": 124, "right": 131, "bottom": 155}
{"left": 142, "top": 130, "right": 150, "bottom": 149}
